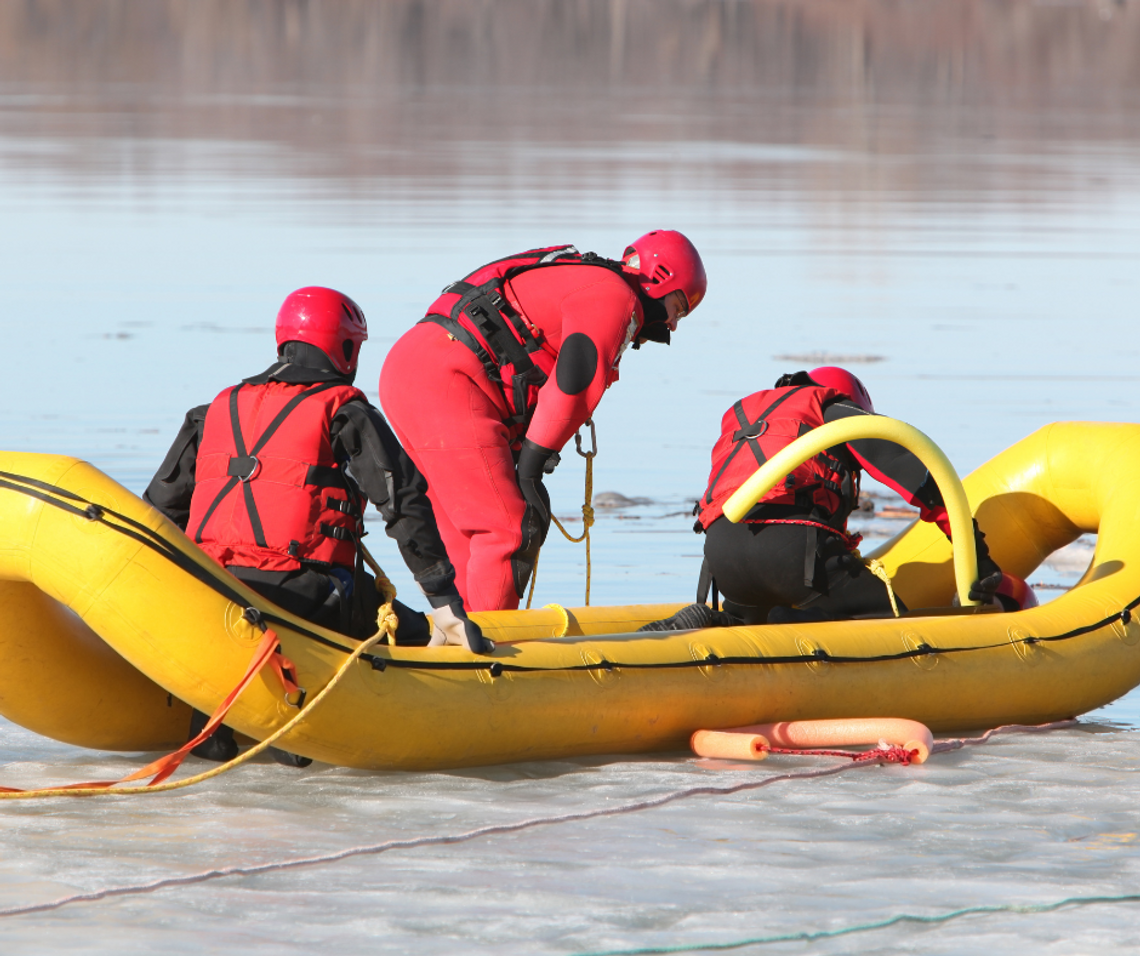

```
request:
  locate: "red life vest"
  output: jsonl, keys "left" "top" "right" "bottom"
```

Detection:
{"left": 418, "top": 245, "right": 632, "bottom": 427}
{"left": 187, "top": 380, "right": 367, "bottom": 573}
{"left": 696, "top": 385, "right": 859, "bottom": 530}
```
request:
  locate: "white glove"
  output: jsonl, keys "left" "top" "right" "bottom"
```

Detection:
{"left": 428, "top": 600, "right": 494, "bottom": 654}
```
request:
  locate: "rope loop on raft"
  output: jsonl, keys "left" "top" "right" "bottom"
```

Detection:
{"left": 861, "top": 556, "right": 901, "bottom": 618}
{"left": 527, "top": 419, "right": 596, "bottom": 608}
{"left": 358, "top": 538, "right": 399, "bottom": 644}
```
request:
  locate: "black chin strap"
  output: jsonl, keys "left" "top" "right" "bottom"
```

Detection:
{"left": 632, "top": 292, "right": 671, "bottom": 349}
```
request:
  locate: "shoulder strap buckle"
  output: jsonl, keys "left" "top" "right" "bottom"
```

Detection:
{"left": 732, "top": 420, "right": 769, "bottom": 442}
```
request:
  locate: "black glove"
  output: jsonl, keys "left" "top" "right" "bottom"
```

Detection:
{"left": 517, "top": 438, "right": 556, "bottom": 533}
{"left": 968, "top": 519, "right": 1003, "bottom": 604}
{"left": 427, "top": 598, "right": 495, "bottom": 654}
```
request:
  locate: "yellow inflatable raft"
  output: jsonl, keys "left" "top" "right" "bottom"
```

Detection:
{"left": 0, "top": 421, "right": 1136, "bottom": 771}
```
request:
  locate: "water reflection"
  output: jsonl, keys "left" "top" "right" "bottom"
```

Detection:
{"left": 0, "top": 0, "right": 1137, "bottom": 549}
{"left": 1, "top": 0, "right": 1138, "bottom": 191}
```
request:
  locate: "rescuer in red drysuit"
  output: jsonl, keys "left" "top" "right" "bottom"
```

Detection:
{"left": 146, "top": 287, "right": 491, "bottom": 763}
{"left": 379, "top": 231, "right": 707, "bottom": 611}
{"left": 644, "top": 367, "right": 1003, "bottom": 630}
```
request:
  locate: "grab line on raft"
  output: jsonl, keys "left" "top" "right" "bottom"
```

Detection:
{"left": 0, "top": 470, "right": 361, "bottom": 657}
{"left": 1, "top": 469, "right": 1137, "bottom": 678}
{"left": 0, "top": 720, "right": 1075, "bottom": 919}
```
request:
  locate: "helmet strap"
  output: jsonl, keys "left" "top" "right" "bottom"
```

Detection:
{"left": 633, "top": 291, "right": 671, "bottom": 348}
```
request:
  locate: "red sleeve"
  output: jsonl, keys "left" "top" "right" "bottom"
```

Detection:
{"left": 511, "top": 269, "right": 642, "bottom": 452}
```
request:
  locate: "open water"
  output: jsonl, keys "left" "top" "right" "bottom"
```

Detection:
{"left": 1, "top": 2, "right": 1140, "bottom": 952}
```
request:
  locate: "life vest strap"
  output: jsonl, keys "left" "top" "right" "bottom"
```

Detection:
{"left": 305, "top": 464, "right": 349, "bottom": 487}
{"left": 704, "top": 387, "right": 808, "bottom": 506}
{"left": 226, "top": 455, "right": 260, "bottom": 480}
{"left": 324, "top": 496, "right": 357, "bottom": 515}
{"left": 193, "top": 382, "right": 342, "bottom": 548}
{"left": 320, "top": 522, "right": 356, "bottom": 542}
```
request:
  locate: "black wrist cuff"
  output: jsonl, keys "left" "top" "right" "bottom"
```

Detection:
{"left": 517, "top": 439, "right": 556, "bottom": 482}
{"left": 426, "top": 592, "right": 462, "bottom": 610}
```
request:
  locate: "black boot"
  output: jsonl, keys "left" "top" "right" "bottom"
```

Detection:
{"left": 187, "top": 709, "right": 239, "bottom": 762}
{"left": 269, "top": 747, "right": 313, "bottom": 768}
{"left": 638, "top": 604, "right": 739, "bottom": 632}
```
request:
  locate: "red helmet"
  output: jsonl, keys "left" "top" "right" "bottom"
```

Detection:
{"left": 622, "top": 230, "right": 707, "bottom": 313}
{"left": 808, "top": 366, "right": 874, "bottom": 413}
{"left": 995, "top": 574, "right": 1040, "bottom": 612}
{"left": 275, "top": 287, "right": 368, "bottom": 376}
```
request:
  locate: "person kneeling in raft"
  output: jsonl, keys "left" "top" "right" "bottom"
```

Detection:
{"left": 646, "top": 367, "right": 1008, "bottom": 631}
{"left": 145, "top": 288, "right": 492, "bottom": 764}
{"left": 379, "top": 231, "right": 707, "bottom": 612}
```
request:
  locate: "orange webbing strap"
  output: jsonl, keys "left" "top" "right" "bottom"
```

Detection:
{"left": 267, "top": 646, "right": 305, "bottom": 707}
{"left": 120, "top": 626, "right": 284, "bottom": 787}
{"left": 0, "top": 618, "right": 285, "bottom": 794}
{"left": 0, "top": 607, "right": 396, "bottom": 800}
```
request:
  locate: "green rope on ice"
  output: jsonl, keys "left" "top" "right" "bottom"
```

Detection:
{"left": 572, "top": 891, "right": 1140, "bottom": 955}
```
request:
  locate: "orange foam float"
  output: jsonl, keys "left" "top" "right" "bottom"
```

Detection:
{"left": 691, "top": 717, "right": 935, "bottom": 764}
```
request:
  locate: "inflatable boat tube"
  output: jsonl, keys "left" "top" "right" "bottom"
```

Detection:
{"left": 0, "top": 421, "right": 1136, "bottom": 771}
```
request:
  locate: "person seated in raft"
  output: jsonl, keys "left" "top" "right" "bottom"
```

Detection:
{"left": 145, "top": 288, "right": 492, "bottom": 763}
{"left": 378, "top": 230, "right": 707, "bottom": 612}
{"left": 645, "top": 367, "right": 1003, "bottom": 631}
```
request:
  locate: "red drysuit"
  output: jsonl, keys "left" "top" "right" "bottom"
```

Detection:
{"left": 380, "top": 262, "right": 645, "bottom": 610}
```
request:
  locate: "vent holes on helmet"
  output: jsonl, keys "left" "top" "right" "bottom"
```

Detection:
{"left": 341, "top": 302, "right": 364, "bottom": 328}
{"left": 651, "top": 263, "right": 673, "bottom": 283}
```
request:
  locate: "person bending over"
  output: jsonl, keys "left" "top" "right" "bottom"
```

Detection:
{"left": 379, "top": 231, "right": 707, "bottom": 611}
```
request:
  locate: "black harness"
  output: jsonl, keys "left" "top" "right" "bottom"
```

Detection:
{"left": 418, "top": 250, "right": 633, "bottom": 427}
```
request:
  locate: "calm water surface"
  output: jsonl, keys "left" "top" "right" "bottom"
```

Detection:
{"left": 1, "top": 2, "right": 1140, "bottom": 952}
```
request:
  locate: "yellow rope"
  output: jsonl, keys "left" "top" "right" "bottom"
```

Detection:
{"left": 0, "top": 589, "right": 402, "bottom": 800}
{"left": 526, "top": 421, "right": 596, "bottom": 608}
{"left": 862, "top": 557, "right": 901, "bottom": 618}
{"left": 525, "top": 550, "right": 540, "bottom": 609}
{"left": 359, "top": 539, "right": 398, "bottom": 643}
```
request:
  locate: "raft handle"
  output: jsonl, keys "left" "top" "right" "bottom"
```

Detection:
{"left": 242, "top": 606, "right": 268, "bottom": 632}
{"left": 721, "top": 415, "right": 979, "bottom": 607}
